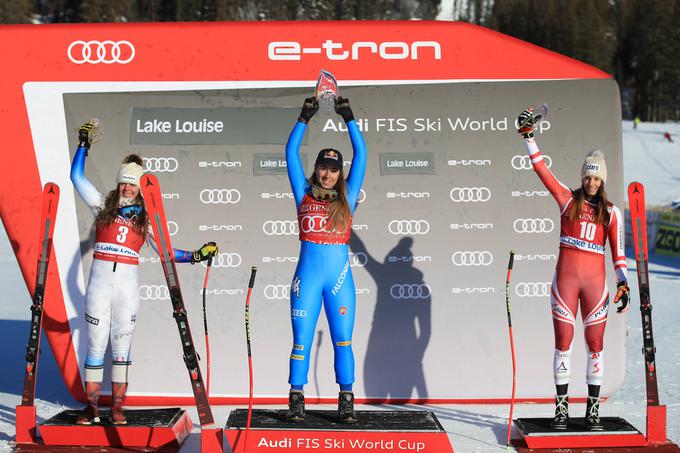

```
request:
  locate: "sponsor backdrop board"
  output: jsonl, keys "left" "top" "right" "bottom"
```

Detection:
{"left": 61, "top": 79, "right": 624, "bottom": 400}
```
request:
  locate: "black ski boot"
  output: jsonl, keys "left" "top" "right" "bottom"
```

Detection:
{"left": 287, "top": 390, "right": 305, "bottom": 422}
{"left": 338, "top": 391, "right": 357, "bottom": 423}
{"left": 550, "top": 394, "right": 569, "bottom": 430}
{"left": 585, "top": 396, "right": 604, "bottom": 431}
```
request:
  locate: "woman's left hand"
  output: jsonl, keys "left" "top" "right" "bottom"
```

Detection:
{"left": 335, "top": 97, "right": 354, "bottom": 123}
{"left": 192, "top": 242, "right": 219, "bottom": 263}
{"left": 614, "top": 281, "right": 630, "bottom": 313}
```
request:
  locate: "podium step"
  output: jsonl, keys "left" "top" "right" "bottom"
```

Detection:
{"left": 515, "top": 417, "right": 647, "bottom": 449}
{"left": 37, "top": 408, "right": 192, "bottom": 449}
{"left": 225, "top": 409, "right": 453, "bottom": 452}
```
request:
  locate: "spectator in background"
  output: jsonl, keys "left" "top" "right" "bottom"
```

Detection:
{"left": 633, "top": 116, "right": 641, "bottom": 129}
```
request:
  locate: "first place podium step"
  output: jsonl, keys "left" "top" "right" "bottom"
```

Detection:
{"left": 225, "top": 409, "right": 454, "bottom": 452}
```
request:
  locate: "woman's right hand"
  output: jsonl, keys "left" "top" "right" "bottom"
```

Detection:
{"left": 78, "top": 119, "right": 99, "bottom": 150}
{"left": 517, "top": 109, "right": 535, "bottom": 139}
{"left": 298, "top": 97, "right": 319, "bottom": 124}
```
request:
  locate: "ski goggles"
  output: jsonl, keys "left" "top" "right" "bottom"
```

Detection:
{"left": 118, "top": 204, "right": 143, "bottom": 220}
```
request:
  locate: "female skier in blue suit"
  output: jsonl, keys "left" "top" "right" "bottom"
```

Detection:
{"left": 285, "top": 96, "right": 367, "bottom": 422}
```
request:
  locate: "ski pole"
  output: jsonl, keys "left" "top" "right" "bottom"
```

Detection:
{"left": 202, "top": 254, "right": 213, "bottom": 396}
{"left": 244, "top": 266, "right": 258, "bottom": 452}
{"left": 505, "top": 251, "right": 516, "bottom": 447}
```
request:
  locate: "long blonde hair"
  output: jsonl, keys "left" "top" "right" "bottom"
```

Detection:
{"left": 309, "top": 169, "right": 351, "bottom": 234}
{"left": 95, "top": 154, "right": 148, "bottom": 238}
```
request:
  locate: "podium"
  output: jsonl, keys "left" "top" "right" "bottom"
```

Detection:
{"left": 37, "top": 408, "right": 192, "bottom": 449}
{"left": 225, "top": 409, "right": 454, "bottom": 452}
{"left": 514, "top": 417, "right": 648, "bottom": 449}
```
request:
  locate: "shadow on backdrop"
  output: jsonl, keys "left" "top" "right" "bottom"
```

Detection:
{"left": 350, "top": 232, "right": 431, "bottom": 399}
{"left": 0, "top": 319, "right": 74, "bottom": 407}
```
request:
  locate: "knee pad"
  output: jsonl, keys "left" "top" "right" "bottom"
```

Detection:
{"left": 553, "top": 348, "right": 572, "bottom": 385}
{"left": 586, "top": 350, "right": 604, "bottom": 385}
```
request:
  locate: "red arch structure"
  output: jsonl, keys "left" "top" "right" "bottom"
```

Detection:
{"left": 0, "top": 21, "right": 610, "bottom": 405}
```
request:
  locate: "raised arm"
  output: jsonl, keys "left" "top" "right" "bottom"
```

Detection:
{"left": 70, "top": 121, "right": 103, "bottom": 212}
{"left": 517, "top": 109, "right": 572, "bottom": 213}
{"left": 286, "top": 97, "right": 318, "bottom": 209}
{"left": 335, "top": 97, "right": 367, "bottom": 214}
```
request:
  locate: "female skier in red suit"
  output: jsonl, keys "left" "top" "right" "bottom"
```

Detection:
{"left": 517, "top": 109, "right": 630, "bottom": 431}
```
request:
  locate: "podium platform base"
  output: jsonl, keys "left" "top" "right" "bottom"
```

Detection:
{"left": 225, "top": 409, "right": 453, "bottom": 452}
{"left": 15, "top": 405, "right": 37, "bottom": 443}
{"left": 37, "top": 408, "right": 192, "bottom": 449}
{"left": 514, "top": 417, "right": 648, "bottom": 449}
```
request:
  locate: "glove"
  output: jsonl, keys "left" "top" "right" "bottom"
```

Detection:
{"left": 192, "top": 242, "right": 218, "bottom": 264}
{"left": 78, "top": 119, "right": 99, "bottom": 150}
{"left": 614, "top": 281, "right": 630, "bottom": 313}
{"left": 334, "top": 96, "right": 355, "bottom": 123}
{"left": 298, "top": 97, "right": 319, "bottom": 124}
{"left": 517, "top": 109, "right": 535, "bottom": 139}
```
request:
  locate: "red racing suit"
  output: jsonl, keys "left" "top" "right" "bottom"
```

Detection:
{"left": 524, "top": 138, "right": 627, "bottom": 386}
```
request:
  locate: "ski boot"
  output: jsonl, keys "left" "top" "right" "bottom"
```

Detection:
{"left": 111, "top": 382, "right": 128, "bottom": 425}
{"left": 76, "top": 381, "right": 101, "bottom": 425}
{"left": 338, "top": 391, "right": 357, "bottom": 423}
{"left": 550, "top": 394, "right": 568, "bottom": 430}
{"left": 287, "top": 390, "right": 305, "bottom": 422}
{"left": 585, "top": 395, "right": 604, "bottom": 431}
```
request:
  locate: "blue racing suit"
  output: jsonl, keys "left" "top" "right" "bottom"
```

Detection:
{"left": 286, "top": 120, "right": 367, "bottom": 387}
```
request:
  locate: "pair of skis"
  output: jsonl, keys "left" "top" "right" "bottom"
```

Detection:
{"left": 628, "top": 182, "right": 660, "bottom": 406}
{"left": 142, "top": 174, "right": 260, "bottom": 435}
{"left": 20, "top": 183, "right": 60, "bottom": 408}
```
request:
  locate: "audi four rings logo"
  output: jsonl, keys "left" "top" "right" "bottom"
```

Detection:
{"left": 144, "top": 157, "right": 179, "bottom": 173}
{"left": 515, "top": 282, "right": 551, "bottom": 298}
{"left": 449, "top": 187, "right": 491, "bottom": 202}
{"left": 201, "top": 253, "right": 242, "bottom": 268}
{"left": 262, "top": 220, "right": 298, "bottom": 236}
{"left": 291, "top": 309, "right": 307, "bottom": 318}
{"left": 139, "top": 285, "right": 169, "bottom": 300}
{"left": 300, "top": 215, "right": 329, "bottom": 233}
{"left": 390, "top": 284, "right": 432, "bottom": 299}
{"left": 349, "top": 252, "right": 368, "bottom": 267}
{"left": 511, "top": 154, "right": 553, "bottom": 170}
{"left": 67, "top": 40, "right": 135, "bottom": 64}
{"left": 388, "top": 220, "right": 430, "bottom": 235}
{"left": 513, "top": 218, "right": 555, "bottom": 233}
{"left": 199, "top": 189, "right": 241, "bottom": 204}
{"left": 451, "top": 251, "right": 493, "bottom": 266}
{"left": 264, "top": 284, "right": 290, "bottom": 300}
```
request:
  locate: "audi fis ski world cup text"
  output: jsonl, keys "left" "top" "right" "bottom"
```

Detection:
{"left": 321, "top": 117, "right": 551, "bottom": 133}
{"left": 258, "top": 436, "right": 426, "bottom": 451}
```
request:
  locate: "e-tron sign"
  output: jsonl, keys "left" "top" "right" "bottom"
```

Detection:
{"left": 268, "top": 40, "right": 442, "bottom": 61}
{"left": 0, "top": 21, "right": 623, "bottom": 406}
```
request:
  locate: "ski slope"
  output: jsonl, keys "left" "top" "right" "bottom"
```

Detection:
{"left": 0, "top": 122, "right": 678, "bottom": 451}
{"left": 622, "top": 120, "right": 680, "bottom": 207}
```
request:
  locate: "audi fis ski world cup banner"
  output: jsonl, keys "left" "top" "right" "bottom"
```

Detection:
{"left": 0, "top": 22, "right": 624, "bottom": 404}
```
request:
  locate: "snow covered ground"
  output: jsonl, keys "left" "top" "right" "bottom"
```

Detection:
{"left": 622, "top": 120, "right": 680, "bottom": 208}
{"left": 0, "top": 122, "right": 678, "bottom": 452}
